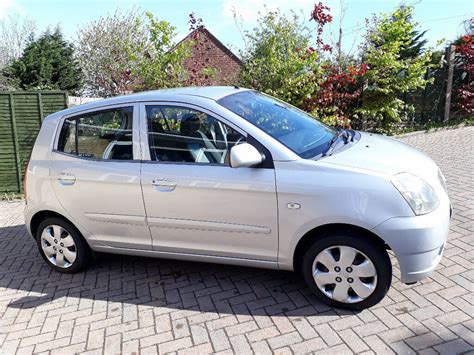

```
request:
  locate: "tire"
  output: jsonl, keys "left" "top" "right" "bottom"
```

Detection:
{"left": 36, "top": 217, "right": 91, "bottom": 273}
{"left": 302, "top": 232, "right": 392, "bottom": 310}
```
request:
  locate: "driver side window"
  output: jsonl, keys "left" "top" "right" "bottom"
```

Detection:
{"left": 146, "top": 105, "right": 245, "bottom": 164}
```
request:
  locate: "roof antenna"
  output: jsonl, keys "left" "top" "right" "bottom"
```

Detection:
{"left": 233, "top": 85, "right": 240, "bottom": 89}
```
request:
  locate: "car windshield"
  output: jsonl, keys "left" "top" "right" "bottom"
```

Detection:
{"left": 218, "top": 91, "right": 336, "bottom": 158}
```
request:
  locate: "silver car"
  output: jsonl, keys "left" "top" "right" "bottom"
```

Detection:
{"left": 24, "top": 87, "right": 451, "bottom": 310}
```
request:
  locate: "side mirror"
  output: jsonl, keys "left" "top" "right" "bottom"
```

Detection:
{"left": 230, "top": 143, "right": 263, "bottom": 168}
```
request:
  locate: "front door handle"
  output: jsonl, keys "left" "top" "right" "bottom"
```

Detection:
{"left": 152, "top": 178, "right": 177, "bottom": 192}
{"left": 57, "top": 173, "right": 76, "bottom": 185}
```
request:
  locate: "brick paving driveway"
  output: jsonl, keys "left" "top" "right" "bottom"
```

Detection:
{"left": 0, "top": 127, "right": 473, "bottom": 354}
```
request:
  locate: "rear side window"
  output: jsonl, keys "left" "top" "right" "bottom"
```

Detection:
{"left": 57, "top": 107, "right": 134, "bottom": 160}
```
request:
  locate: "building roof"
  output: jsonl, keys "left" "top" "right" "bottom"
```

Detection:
{"left": 177, "top": 26, "right": 243, "bottom": 65}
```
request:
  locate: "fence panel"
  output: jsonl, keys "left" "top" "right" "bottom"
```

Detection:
{"left": 0, "top": 91, "right": 67, "bottom": 194}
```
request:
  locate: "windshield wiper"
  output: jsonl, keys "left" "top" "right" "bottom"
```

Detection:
{"left": 323, "top": 129, "right": 350, "bottom": 156}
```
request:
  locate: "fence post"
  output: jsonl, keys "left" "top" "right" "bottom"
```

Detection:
{"left": 420, "top": 67, "right": 430, "bottom": 122}
{"left": 444, "top": 45, "right": 455, "bottom": 122}
{"left": 9, "top": 93, "right": 22, "bottom": 193}
{"left": 37, "top": 92, "right": 44, "bottom": 123}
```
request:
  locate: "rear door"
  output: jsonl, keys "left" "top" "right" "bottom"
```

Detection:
{"left": 139, "top": 103, "right": 279, "bottom": 261}
{"left": 50, "top": 104, "right": 152, "bottom": 250}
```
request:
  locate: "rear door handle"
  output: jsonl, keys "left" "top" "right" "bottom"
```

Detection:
{"left": 152, "top": 178, "right": 177, "bottom": 192}
{"left": 57, "top": 173, "right": 76, "bottom": 185}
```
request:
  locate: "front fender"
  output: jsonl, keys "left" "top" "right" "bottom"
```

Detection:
{"left": 274, "top": 160, "right": 413, "bottom": 270}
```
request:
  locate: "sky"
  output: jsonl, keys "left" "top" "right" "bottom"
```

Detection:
{"left": 1, "top": 0, "right": 473, "bottom": 56}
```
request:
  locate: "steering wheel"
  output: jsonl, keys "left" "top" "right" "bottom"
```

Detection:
{"left": 234, "top": 136, "right": 245, "bottom": 146}
{"left": 221, "top": 135, "right": 246, "bottom": 164}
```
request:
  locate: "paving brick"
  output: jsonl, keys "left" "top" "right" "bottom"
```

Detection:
{"left": 290, "top": 337, "right": 326, "bottom": 353}
{"left": 122, "top": 325, "right": 156, "bottom": 342}
{"left": 5, "top": 326, "right": 41, "bottom": 341}
{"left": 205, "top": 315, "right": 237, "bottom": 332}
{"left": 373, "top": 308, "right": 403, "bottom": 328}
{"left": 422, "top": 318, "right": 457, "bottom": 341}
{"left": 34, "top": 336, "right": 72, "bottom": 353}
{"left": 405, "top": 332, "right": 444, "bottom": 351}
{"left": 87, "top": 328, "right": 105, "bottom": 351}
{"left": 435, "top": 339, "right": 474, "bottom": 355}
{"left": 190, "top": 324, "right": 210, "bottom": 345}
{"left": 19, "top": 331, "right": 55, "bottom": 347}
{"left": 122, "top": 339, "right": 139, "bottom": 354}
{"left": 363, "top": 335, "right": 395, "bottom": 354}
{"left": 178, "top": 342, "right": 214, "bottom": 354}
{"left": 270, "top": 315, "right": 296, "bottom": 334}
{"left": 435, "top": 309, "right": 472, "bottom": 327}
{"left": 71, "top": 323, "right": 90, "bottom": 344}
{"left": 15, "top": 345, "right": 34, "bottom": 354}
{"left": 291, "top": 318, "right": 318, "bottom": 340}
{"left": 314, "top": 343, "right": 352, "bottom": 354}
{"left": 225, "top": 320, "right": 258, "bottom": 337}
{"left": 268, "top": 331, "right": 303, "bottom": 350}
{"left": 104, "top": 333, "right": 121, "bottom": 354}
{"left": 378, "top": 326, "right": 415, "bottom": 343}
{"left": 50, "top": 342, "right": 86, "bottom": 355}
{"left": 315, "top": 323, "right": 342, "bottom": 346}
{"left": 209, "top": 329, "right": 231, "bottom": 352}
{"left": 158, "top": 336, "right": 193, "bottom": 353}
{"left": 389, "top": 340, "right": 417, "bottom": 354}
{"left": 229, "top": 334, "right": 252, "bottom": 353}
{"left": 339, "top": 328, "right": 369, "bottom": 353}
{"left": 139, "top": 331, "right": 174, "bottom": 348}
{"left": 250, "top": 340, "right": 273, "bottom": 354}
{"left": 0, "top": 340, "right": 20, "bottom": 355}
{"left": 353, "top": 320, "right": 389, "bottom": 337}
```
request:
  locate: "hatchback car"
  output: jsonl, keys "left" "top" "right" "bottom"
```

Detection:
{"left": 24, "top": 87, "right": 451, "bottom": 310}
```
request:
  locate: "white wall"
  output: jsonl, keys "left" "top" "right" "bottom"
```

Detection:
{"left": 68, "top": 96, "right": 102, "bottom": 107}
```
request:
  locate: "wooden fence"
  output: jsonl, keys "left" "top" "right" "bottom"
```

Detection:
{"left": 0, "top": 91, "right": 67, "bottom": 194}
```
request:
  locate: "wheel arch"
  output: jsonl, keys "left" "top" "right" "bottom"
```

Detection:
{"left": 30, "top": 210, "right": 80, "bottom": 240}
{"left": 292, "top": 223, "right": 388, "bottom": 273}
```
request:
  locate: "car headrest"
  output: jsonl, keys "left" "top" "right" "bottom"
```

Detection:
{"left": 180, "top": 114, "right": 200, "bottom": 136}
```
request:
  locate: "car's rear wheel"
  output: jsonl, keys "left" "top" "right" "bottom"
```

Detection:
{"left": 36, "top": 217, "right": 91, "bottom": 273}
{"left": 302, "top": 232, "right": 392, "bottom": 310}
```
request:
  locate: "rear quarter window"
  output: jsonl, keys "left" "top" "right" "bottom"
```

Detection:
{"left": 57, "top": 107, "right": 134, "bottom": 160}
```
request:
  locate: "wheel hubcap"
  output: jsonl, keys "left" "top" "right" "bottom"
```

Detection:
{"left": 40, "top": 225, "right": 77, "bottom": 268}
{"left": 312, "top": 245, "right": 377, "bottom": 304}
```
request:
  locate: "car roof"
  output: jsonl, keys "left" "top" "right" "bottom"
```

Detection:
{"left": 56, "top": 86, "right": 250, "bottom": 118}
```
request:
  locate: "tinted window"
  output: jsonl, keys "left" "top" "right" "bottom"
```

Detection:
{"left": 146, "top": 106, "right": 245, "bottom": 164}
{"left": 218, "top": 91, "right": 336, "bottom": 158}
{"left": 58, "top": 107, "right": 133, "bottom": 160}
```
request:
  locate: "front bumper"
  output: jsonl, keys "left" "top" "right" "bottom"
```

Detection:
{"left": 372, "top": 198, "right": 451, "bottom": 284}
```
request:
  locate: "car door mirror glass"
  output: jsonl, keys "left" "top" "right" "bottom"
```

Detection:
{"left": 230, "top": 143, "right": 263, "bottom": 168}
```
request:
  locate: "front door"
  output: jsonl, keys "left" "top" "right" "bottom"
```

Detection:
{"left": 50, "top": 104, "right": 152, "bottom": 250}
{"left": 140, "top": 104, "right": 278, "bottom": 261}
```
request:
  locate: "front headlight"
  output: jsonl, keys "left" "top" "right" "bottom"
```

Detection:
{"left": 392, "top": 173, "right": 439, "bottom": 215}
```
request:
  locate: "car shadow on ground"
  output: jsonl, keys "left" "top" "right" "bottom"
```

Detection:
{"left": 0, "top": 224, "right": 358, "bottom": 318}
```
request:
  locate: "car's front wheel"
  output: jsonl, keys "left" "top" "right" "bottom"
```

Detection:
{"left": 302, "top": 232, "right": 392, "bottom": 310}
{"left": 36, "top": 217, "right": 91, "bottom": 273}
